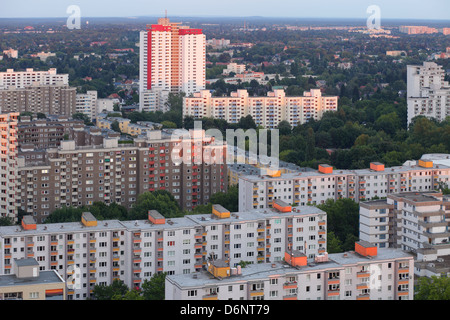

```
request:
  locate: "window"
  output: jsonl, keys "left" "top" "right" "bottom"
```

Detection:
{"left": 188, "top": 290, "right": 197, "bottom": 297}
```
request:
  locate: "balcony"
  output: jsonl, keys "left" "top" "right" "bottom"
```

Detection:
{"left": 202, "top": 293, "right": 218, "bottom": 300}
{"left": 283, "top": 282, "right": 297, "bottom": 290}
{"left": 357, "top": 271, "right": 370, "bottom": 278}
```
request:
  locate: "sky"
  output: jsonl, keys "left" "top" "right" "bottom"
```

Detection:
{"left": 0, "top": 0, "right": 449, "bottom": 20}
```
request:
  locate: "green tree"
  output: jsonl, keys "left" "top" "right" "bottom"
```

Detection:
{"left": 415, "top": 276, "right": 450, "bottom": 300}
{"left": 141, "top": 272, "right": 167, "bottom": 300}
{"left": 0, "top": 217, "right": 14, "bottom": 226}
{"left": 277, "top": 120, "right": 292, "bottom": 136}
{"left": 91, "top": 279, "right": 129, "bottom": 300}
{"left": 326, "top": 231, "right": 343, "bottom": 253}
{"left": 209, "top": 185, "right": 239, "bottom": 213}
{"left": 305, "top": 127, "right": 316, "bottom": 161}
{"left": 316, "top": 198, "right": 359, "bottom": 251}
{"left": 112, "top": 289, "right": 144, "bottom": 300}
{"left": 72, "top": 113, "right": 93, "bottom": 126}
{"left": 128, "top": 190, "right": 182, "bottom": 219}
{"left": 111, "top": 120, "right": 121, "bottom": 133}
{"left": 161, "top": 120, "right": 177, "bottom": 129}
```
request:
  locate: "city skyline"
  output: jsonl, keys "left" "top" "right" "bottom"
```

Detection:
{"left": 1, "top": 0, "right": 450, "bottom": 20}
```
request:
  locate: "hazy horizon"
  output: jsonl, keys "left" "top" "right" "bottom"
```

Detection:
{"left": 1, "top": 1, "right": 449, "bottom": 21}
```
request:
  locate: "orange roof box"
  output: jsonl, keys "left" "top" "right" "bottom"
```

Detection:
{"left": 212, "top": 204, "right": 230, "bottom": 219}
{"left": 318, "top": 164, "right": 333, "bottom": 174}
{"left": 355, "top": 241, "right": 377, "bottom": 257}
{"left": 418, "top": 159, "right": 433, "bottom": 168}
{"left": 370, "top": 162, "right": 385, "bottom": 171}
{"left": 22, "top": 216, "right": 37, "bottom": 230}
{"left": 264, "top": 168, "right": 281, "bottom": 177}
{"left": 285, "top": 250, "right": 307, "bottom": 267}
{"left": 148, "top": 210, "right": 165, "bottom": 225}
{"left": 273, "top": 199, "right": 291, "bottom": 213}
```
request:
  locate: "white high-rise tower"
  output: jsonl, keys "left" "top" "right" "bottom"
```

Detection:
{"left": 139, "top": 17, "right": 206, "bottom": 112}
{"left": 407, "top": 62, "right": 450, "bottom": 126}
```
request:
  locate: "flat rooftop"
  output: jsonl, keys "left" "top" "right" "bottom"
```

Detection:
{"left": 389, "top": 192, "right": 443, "bottom": 203}
{"left": 167, "top": 247, "right": 412, "bottom": 288}
{"left": 0, "top": 270, "right": 64, "bottom": 288}
{"left": 240, "top": 163, "right": 450, "bottom": 182}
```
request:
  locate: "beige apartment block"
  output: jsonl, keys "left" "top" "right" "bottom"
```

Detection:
{"left": 183, "top": 88, "right": 338, "bottom": 128}
{"left": 0, "top": 258, "right": 65, "bottom": 300}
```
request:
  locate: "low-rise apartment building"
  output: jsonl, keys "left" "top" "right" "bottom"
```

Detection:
{"left": 165, "top": 240, "right": 414, "bottom": 300}
{"left": 0, "top": 258, "right": 65, "bottom": 300}
{"left": 18, "top": 116, "right": 84, "bottom": 149}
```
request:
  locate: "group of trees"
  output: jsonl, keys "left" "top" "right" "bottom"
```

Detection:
{"left": 39, "top": 185, "right": 239, "bottom": 225}
{"left": 90, "top": 274, "right": 166, "bottom": 300}
{"left": 316, "top": 198, "right": 359, "bottom": 253}
{"left": 277, "top": 100, "right": 450, "bottom": 170}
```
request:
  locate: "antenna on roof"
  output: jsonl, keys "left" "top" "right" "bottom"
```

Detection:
{"left": 165, "top": 9, "right": 167, "bottom": 19}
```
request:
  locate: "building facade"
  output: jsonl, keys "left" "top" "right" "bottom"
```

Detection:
{"left": 0, "top": 202, "right": 326, "bottom": 300}
{"left": 17, "top": 116, "right": 84, "bottom": 150}
{"left": 139, "top": 17, "right": 206, "bottom": 112}
{"left": 0, "top": 113, "right": 19, "bottom": 222}
{"left": 17, "top": 129, "right": 227, "bottom": 221}
{"left": 238, "top": 160, "right": 450, "bottom": 211}
{"left": 0, "top": 84, "right": 77, "bottom": 117}
{"left": 0, "top": 68, "right": 68, "bottom": 89}
{"left": 0, "top": 258, "right": 65, "bottom": 300}
{"left": 407, "top": 62, "right": 450, "bottom": 125}
{"left": 183, "top": 89, "right": 338, "bottom": 128}
{"left": 165, "top": 241, "right": 414, "bottom": 300}
{"left": 359, "top": 191, "right": 450, "bottom": 279}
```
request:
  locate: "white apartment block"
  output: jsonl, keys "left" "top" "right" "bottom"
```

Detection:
{"left": 407, "top": 61, "right": 450, "bottom": 125}
{"left": 223, "top": 62, "right": 246, "bottom": 75}
{"left": 0, "top": 203, "right": 326, "bottom": 300}
{"left": 2, "top": 49, "right": 18, "bottom": 59}
{"left": 75, "top": 91, "right": 98, "bottom": 121}
{"left": 359, "top": 199, "right": 395, "bottom": 249}
{"left": 165, "top": 240, "right": 414, "bottom": 300}
{"left": 0, "top": 113, "right": 19, "bottom": 222}
{"left": 183, "top": 88, "right": 338, "bottom": 128}
{"left": 238, "top": 161, "right": 450, "bottom": 211}
{"left": 0, "top": 68, "right": 68, "bottom": 90}
{"left": 76, "top": 91, "right": 117, "bottom": 121}
{"left": 359, "top": 192, "right": 450, "bottom": 279}
{"left": 139, "top": 18, "right": 205, "bottom": 112}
